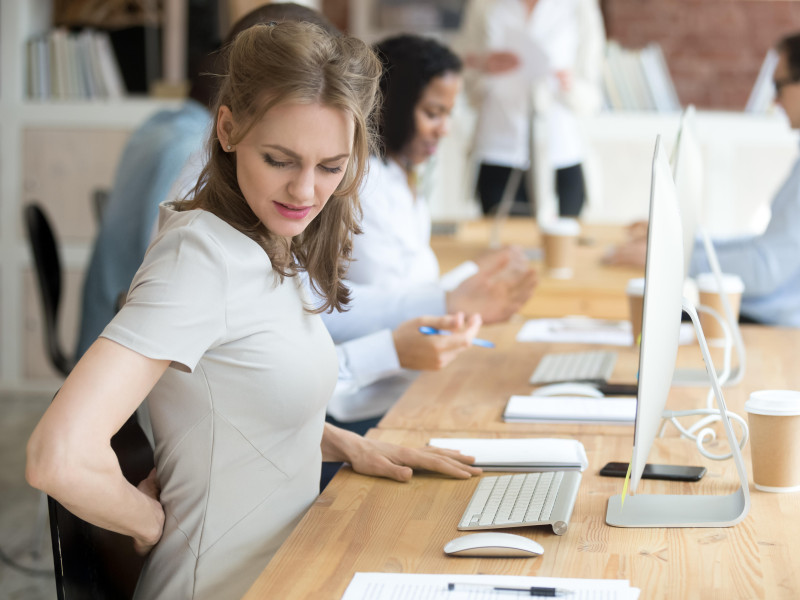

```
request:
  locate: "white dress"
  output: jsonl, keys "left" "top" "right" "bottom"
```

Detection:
{"left": 102, "top": 204, "right": 337, "bottom": 599}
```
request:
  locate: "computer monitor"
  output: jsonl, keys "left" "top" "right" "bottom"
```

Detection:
{"left": 605, "top": 136, "right": 750, "bottom": 528}
{"left": 670, "top": 105, "right": 747, "bottom": 387}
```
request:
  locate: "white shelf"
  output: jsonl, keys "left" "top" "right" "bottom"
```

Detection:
{"left": 13, "top": 98, "right": 182, "bottom": 127}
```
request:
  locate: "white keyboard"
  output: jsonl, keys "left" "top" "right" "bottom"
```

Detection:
{"left": 529, "top": 350, "right": 617, "bottom": 385}
{"left": 457, "top": 471, "right": 581, "bottom": 536}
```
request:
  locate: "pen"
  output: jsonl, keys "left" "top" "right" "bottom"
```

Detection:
{"left": 447, "top": 582, "right": 573, "bottom": 596}
{"left": 418, "top": 326, "right": 496, "bottom": 348}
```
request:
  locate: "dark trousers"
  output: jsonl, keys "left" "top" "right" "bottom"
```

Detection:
{"left": 320, "top": 413, "right": 383, "bottom": 492}
{"left": 476, "top": 162, "right": 586, "bottom": 218}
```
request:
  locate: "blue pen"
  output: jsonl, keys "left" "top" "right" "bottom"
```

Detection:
{"left": 418, "top": 326, "right": 495, "bottom": 348}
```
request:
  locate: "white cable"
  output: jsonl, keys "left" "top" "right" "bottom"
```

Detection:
{"left": 661, "top": 408, "right": 749, "bottom": 460}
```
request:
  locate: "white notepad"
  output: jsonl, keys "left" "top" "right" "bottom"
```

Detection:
{"left": 428, "top": 437, "right": 588, "bottom": 471}
{"left": 504, "top": 395, "right": 636, "bottom": 425}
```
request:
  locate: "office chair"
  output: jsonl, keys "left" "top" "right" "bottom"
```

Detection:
{"left": 24, "top": 203, "right": 156, "bottom": 598}
{"left": 48, "top": 417, "right": 155, "bottom": 600}
{"left": 23, "top": 203, "right": 75, "bottom": 376}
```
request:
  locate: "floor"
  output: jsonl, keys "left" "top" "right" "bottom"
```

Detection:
{"left": 0, "top": 392, "right": 57, "bottom": 600}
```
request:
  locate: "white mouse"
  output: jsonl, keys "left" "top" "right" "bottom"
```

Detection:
{"left": 531, "top": 382, "right": 604, "bottom": 398}
{"left": 443, "top": 532, "right": 544, "bottom": 558}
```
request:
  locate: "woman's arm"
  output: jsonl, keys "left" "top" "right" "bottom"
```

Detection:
{"left": 321, "top": 423, "right": 482, "bottom": 482}
{"left": 26, "top": 338, "right": 170, "bottom": 552}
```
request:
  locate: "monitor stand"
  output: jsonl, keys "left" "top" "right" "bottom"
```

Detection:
{"left": 606, "top": 299, "right": 751, "bottom": 528}
{"left": 672, "top": 228, "right": 746, "bottom": 387}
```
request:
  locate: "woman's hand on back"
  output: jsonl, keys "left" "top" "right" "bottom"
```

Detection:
{"left": 132, "top": 468, "right": 165, "bottom": 555}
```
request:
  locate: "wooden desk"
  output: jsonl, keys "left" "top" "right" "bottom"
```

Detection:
{"left": 431, "top": 219, "right": 643, "bottom": 320}
{"left": 243, "top": 428, "right": 800, "bottom": 599}
{"left": 379, "top": 321, "right": 800, "bottom": 438}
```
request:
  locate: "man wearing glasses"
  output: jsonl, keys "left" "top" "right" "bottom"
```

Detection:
{"left": 609, "top": 32, "right": 800, "bottom": 328}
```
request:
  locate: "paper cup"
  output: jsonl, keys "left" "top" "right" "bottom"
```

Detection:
{"left": 626, "top": 278, "right": 645, "bottom": 346}
{"left": 744, "top": 390, "right": 800, "bottom": 493}
{"left": 696, "top": 272, "right": 744, "bottom": 344}
{"left": 541, "top": 218, "right": 580, "bottom": 279}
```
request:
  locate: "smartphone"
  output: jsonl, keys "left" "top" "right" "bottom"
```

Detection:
{"left": 599, "top": 461, "right": 706, "bottom": 482}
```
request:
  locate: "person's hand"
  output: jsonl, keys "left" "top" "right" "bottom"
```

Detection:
{"left": 484, "top": 50, "right": 521, "bottom": 74}
{"left": 392, "top": 313, "right": 483, "bottom": 371}
{"left": 604, "top": 238, "right": 648, "bottom": 268}
{"left": 324, "top": 425, "right": 482, "bottom": 482}
{"left": 464, "top": 51, "right": 520, "bottom": 75}
{"left": 627, "top": 220, "right": 649, "bottom": 241}
{"left": 447, "top": 247, "right": 538, "bottom": 324}
{"left": 555, "top": 69, "right": 573, "bottom": 93}
{"left": 133, "top": 468, "right": 165, "bottom": 556}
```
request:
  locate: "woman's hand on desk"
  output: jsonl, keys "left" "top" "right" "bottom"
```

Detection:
{"left": 322, "top": 424, "right": 482, "bottom": 482}
{"left": 604, "top": 238, "right": 648, "bottom": 268}
{"left": 393, "top": 313, "right": 482, "bottom": 370}
{"left": 447, "top": 247, "right": 538, "bottom": 324}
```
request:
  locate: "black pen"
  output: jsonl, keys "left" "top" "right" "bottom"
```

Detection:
{"left": 447, "top": 582, "right": 573, "bottom": 596}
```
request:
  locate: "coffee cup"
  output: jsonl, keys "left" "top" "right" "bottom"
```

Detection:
{"left": 626, "top": 278, "right": 645, "bottom": 346}
{"left": 696, "top": 272, "right": 744, "bottom": 345}
{"left": 744, "top": 390, "right": 800, "bottom": 493}
{"left": 540, "top": 218, "right": 580, "bottom": 279}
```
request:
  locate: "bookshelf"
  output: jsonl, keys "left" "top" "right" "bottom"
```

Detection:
{"left": 0, "top": 0, "right": 181, "bottom": 392}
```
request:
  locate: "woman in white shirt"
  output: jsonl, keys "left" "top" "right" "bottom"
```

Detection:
{"left": 26, "top": 23, "right": 479, "bottom": 600}
{"left": 456, "top": 0, "right": 605, "bottom": 218}
{"left": 319, "top": 35, "right": 537, "bottom": 437}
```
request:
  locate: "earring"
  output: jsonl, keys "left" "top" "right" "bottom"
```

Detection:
{"left": 226, "top": 145, "right": 232, "bottom": 151}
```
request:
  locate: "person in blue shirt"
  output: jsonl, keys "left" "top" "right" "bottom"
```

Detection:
{"left": 608, "top": 32, "right": 800, "bottom": 328}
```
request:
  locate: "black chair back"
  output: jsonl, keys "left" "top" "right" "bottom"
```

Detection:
{"left": 48, "top": 415, "right": 155, "bottom": 600}
{"left": 23, "top": 203, "right": 75, "bottom": 376}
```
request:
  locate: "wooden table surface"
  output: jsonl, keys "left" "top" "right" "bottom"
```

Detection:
{"left": 242, "top": 428, "right": 800, "bottom": 600}
{"left": 378, "top": 321, "right": 800, "bottom": 439}
{"left": 431, "top": 219, "right": 643, "bottom": 320}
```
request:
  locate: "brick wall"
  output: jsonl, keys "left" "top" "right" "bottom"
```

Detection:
{"left": 602, "top": 0, "right": 800, "bottom": 109}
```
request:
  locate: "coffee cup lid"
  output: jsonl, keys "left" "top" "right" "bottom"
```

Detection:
{"left": 696, "top": 272, "right": 745, "bottom": 294}
{"left": 540, "top": 218, "right": 580, "bottom": 236}
{"left": 745, "top": 390, "right": 800, "bottom": 416}
{"left": 626, "top": 277, "right": 645, "bottom": 295}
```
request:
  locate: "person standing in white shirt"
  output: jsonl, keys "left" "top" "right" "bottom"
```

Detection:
{"left": 456, "top": 0, "right": 605, "bottom": 218}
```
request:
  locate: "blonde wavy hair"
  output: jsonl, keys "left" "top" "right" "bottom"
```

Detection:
{"left": 180, "top": 22, "right": 381, "bottom": 313}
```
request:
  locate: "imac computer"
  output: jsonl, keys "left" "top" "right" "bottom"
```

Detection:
{"left": 605, "top": 136, "right": 750, "bottom": 528}
{"left": 670, "top": 105, "right": 747, "bottom": 387}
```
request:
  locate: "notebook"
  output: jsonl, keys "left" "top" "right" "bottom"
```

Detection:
{"left": 503, "top": 395, "right": 636, "bottom": 425}
{"left": 428, "top": 437, "right": 588, "bottom": 472}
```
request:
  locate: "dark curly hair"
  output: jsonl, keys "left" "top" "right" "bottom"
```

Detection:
{"left": 373, "top": 34, "right": 462, "bottom": 157}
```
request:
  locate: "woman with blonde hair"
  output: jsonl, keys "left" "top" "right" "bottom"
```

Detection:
{"left": 26, "top": 22, "right": 479, "bottom": 600}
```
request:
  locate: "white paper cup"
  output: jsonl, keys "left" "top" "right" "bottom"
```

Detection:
{"left": 540, "top": 218, "right": 580, "bottom": 279}
{"left": 744, "top": 390, "right": 800, "bottom": 492}
{"left": 696, "top": 272, "right": 744, "bottom": 344}
{"left": 626, "top": 278, "right": 645, "bottom": 346}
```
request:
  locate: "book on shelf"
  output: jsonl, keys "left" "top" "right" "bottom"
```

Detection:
{"left": 602, "top": 40, "right": 681, "bottom": 112}
{"left": 26, "top": 28, "right": 126, "bottom": 101}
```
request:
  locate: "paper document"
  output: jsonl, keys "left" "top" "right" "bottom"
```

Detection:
{"left": 428, "top": 437, "right": 588, "bottom": 471}
{"left": 504, "top": 395, "right": 636, "bottom": 425}
{"left": 516, "top": 318, "right": 695, "bottom": 346}
{"left": 341, "top": 573, "right": 640, "bottom": 600}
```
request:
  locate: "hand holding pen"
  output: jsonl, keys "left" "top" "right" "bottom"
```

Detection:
{"left": 391, "top": 314, "right": 487, "bottom": 372}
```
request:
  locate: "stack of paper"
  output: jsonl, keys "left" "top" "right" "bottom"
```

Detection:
{"left": 428, "top": 438, "right": 588, "bottom": 471}
{"left": 504, "top": 395, "right": 636, "bottom": 425}
{"left": 516, "top": 318, "right": 696, "bottom": 346}
{"left": 341, "top": 573, "right": 641, "bottom": 599}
